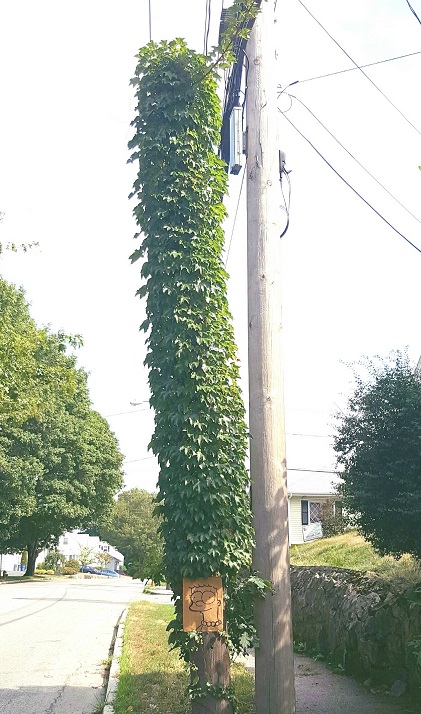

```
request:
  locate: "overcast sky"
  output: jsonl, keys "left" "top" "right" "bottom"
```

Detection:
{"left": 1, "top": 0, "right": 420, "bottom": 492}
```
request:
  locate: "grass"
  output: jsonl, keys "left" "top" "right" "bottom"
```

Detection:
{"left": 290, "top": 530, "right": 421, "bottom": 583}
{"left": 113, "top": 600, "right": 254, "bottom": 714}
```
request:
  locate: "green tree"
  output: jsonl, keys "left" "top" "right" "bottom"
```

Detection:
{"left": 334, "top": 351, "right": 421, "bottom": 560}
{"left": 78, "top": 545, "right": 96, "bottom": 566}
{"left": 101, "top": 489, "right": 164, "bottom": 581}
{"left": 1, "top": 327, "right": 124, "bottom": 574}
{"left": 130, "top": 39, "right": 256, "bottom": 711}
{"left": 44, "top": 549, "right": 66, "bottom": 572}
{"left": 0, "top": 280, "right": 53, "bottom": 538}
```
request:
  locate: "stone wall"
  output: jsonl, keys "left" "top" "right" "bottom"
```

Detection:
{"left": 290, "top": 566, "right": 421, "bottom": 696}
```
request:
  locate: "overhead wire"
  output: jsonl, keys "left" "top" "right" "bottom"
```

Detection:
{"left": 282, "top": 92, "right": 421, "bottom": 226}
{"left": 204, "top": 0, "right": 212, "bottom": 55}
{"left": 280, "top": 170, "right": 291, "bottom": 238}
{"left": 225, "top": 162, "right": 247, "bottom": 266}
{"left": 296, "top": 0, "right": 421, "bottom": 138}
{"left": 148, "top": 0, "right": 152, "bottom": 42}
{"left": 279, "top": 109, "right": 421, "bottom": 254}
{"left": 104, "top": 408, "right": 149, "bottom": 418}
{"left": 294, "top": 50, "right": 421, "bottom": 86}
{"left": 405, "top": 0, "right": 421, "bottom": 25}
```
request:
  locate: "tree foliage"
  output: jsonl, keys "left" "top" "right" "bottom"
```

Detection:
{"left": 129, "top": 38, "right": 258, "bottom": 705}
{"left": 0, "top": 279, "right": 124, "bottom": 573}
{"left": 334, "top": 351, "right": 421, "bottom": 560}
{"left": 100, "top": 489, "right": 164, "bottom": 581}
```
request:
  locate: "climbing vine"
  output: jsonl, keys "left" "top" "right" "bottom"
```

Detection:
{"left": 129, "top": 3, "right": 264, "bottom": 707}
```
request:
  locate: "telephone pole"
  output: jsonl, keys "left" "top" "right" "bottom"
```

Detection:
{"left": 246, "top": 1, "right": 296, "bottom": 712}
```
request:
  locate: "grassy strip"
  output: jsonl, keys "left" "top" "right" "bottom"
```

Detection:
{"left": 290, "top": 530, "right": 420, "bottom": 583}
{"left": 114, "top": 600, "right": 254, "bottom": 714}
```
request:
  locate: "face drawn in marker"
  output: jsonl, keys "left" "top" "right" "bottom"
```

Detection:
{"left": 188, "top": 584, "right": 222, "bottom": 631}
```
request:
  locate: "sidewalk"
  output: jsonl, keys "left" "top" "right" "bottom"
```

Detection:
{"left": 238, "top": 651, "right": 411, "bottom": 714}
{"left": 139, "top": 589, "right": 412, "bottom": 713}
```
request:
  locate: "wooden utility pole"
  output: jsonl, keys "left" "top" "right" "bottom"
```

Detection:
{"left": 246, "top": 1, "right": 296, "bottom": 713}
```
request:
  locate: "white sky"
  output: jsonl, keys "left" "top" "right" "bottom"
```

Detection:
{"left": 1, "top": 0, "right": 420, "bottom": 492}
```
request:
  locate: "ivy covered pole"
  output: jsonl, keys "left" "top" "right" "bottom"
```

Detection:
{"left": 246, "top": 1, "right": 296, "bottom": 713}
{"left": 129, "top": 39, "right": 256, "bottom": 713}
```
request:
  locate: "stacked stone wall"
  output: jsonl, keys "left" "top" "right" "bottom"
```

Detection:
{"left": 290, "top": 566, "right": 421, "bottom": 696}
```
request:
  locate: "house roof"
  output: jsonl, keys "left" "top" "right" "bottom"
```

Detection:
{"left": 287, "top": 471, "right": 342, "bottom": 497}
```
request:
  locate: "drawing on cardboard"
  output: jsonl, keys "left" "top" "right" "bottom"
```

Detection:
{"left": 182, "top": 577, "right": 223, "bottom": 632}
{"left": 189, "top": 584, "right": 222, "bottom": 630}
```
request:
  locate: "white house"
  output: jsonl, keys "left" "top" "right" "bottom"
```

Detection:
{"left": 0, "top": 552, "right": 23, "bottom": 573}
{"left": 36, "top": 531, "right": 124, "bottom": 570}
{"left": 288, "top": 471, "right": 342, "bottom": 545}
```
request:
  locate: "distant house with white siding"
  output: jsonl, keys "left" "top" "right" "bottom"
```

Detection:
{"left": 0, "top": 531, "right": 124, "bottom": 575}
{"left": 37, "top": 531, "right": 124, "bottom": 570}
{"left": 288, "top": 471, "right": 342, "bottom": 545}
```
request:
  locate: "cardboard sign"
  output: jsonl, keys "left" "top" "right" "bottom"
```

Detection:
{"left": 183, "top": 577, "right": 223, "bottom": 632}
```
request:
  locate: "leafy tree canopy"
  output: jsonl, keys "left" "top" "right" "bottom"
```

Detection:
{"left": 334, "top": 350, "right": 421, "bottom": 560}
{"left": 0, "top": 279, "right": 124, "bottom": 572}
{"left": 100, "top": 489, "right": 164, "bottom": 581}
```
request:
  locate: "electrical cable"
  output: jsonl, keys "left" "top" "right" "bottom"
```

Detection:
{"left": 123, "top": 456, "right": 156, "bottom": 464}
{"left": 405, "top": 0, "right": 421, "bottom": 25}
{"left": 280, "top": 171, "right": 291, "bottom": 238}
{"left": 283, "top": 92, "right": 421, "bottom": 226}
{"left": 297, "top": 0, "right": 421, "bottom": 138}
{"left": 204, "top": 0, "right": 212, "bottom": 55}
{"left": 292, "top": 50, "right": 421, "bottom": 86}
{"left": 148, "top": 0, "right": 152, "bottom": 42}
{"left": 287, "top": 432, "right": 333, "bottom": 438}
{"left": 225, "top": 162, "right": 247, "bottom": 266}
{"left": 279, "top": 110, "right": 421, "bottom": 254}
{"left": 289, "top": 468, "right": 338, "bottom": 474}
{"left": 104, "top": 408, "right": 149, "bottom": 418}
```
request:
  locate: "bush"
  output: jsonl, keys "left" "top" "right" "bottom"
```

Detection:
{"left": 61, "top": 566, "right": 77, "bottom": 575}
{"left": 36, "top": 561, "right": 46, "bottom": 570}
{"left": 321, "top": 500, "right": 344, "bottom": 538}
{"left": 66, "top": 559, "right": 80, "bottom": 571}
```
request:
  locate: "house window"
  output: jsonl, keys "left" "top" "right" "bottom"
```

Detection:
{"left": 63, "top": 538, "right": 68, "bottom": 545}
{"left": 301, "top": 500, "right": 322, "bottom": 525}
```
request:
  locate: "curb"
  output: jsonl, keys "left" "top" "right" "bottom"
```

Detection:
{"left": 103, "top": 607, "right": 128, "bottom": 714}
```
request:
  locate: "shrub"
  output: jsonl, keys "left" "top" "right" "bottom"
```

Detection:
{"left": 321, "top": 500, "right": 344, "bottom": 538}
{"left": 66, "top": 559, "right": 80, "bottom": 572}
{"left": 61, "top": 567, "right": 77, "bottom": 575}
{"left": 36, "top": 561, "right": 46, "bottom": 570}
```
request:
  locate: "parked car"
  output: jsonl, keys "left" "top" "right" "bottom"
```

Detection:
{"left": 97, "top": 569, "right": 119, "bottom": 577}
{"left": 80, "top": 565, "right": 99, "bottom": 574}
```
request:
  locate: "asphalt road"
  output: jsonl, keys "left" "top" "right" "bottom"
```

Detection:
{"left": 0, "top": 576, "right": 143, "bottom": 714}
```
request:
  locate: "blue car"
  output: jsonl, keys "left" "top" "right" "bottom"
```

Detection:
{"left": 98, "top": 569, "right": 119, "bottom": 577}
{"left": 80, "top": 565, "right": 99, "bottom": 574}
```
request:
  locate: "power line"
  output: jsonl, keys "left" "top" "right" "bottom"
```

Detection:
{"left": 280, "top": 110, "right": 421, "bottom": 254}
{"left": 293, "top": 50, "right": 421, "bottom": 86}
{"left": 148, "top": 0, "right": 152, "bottom": 42}
{"left": 287, "top": 432, "right": 332, "bottom": 438}
{"left": 405, "top": 0, "right": 421, "bottom": 25}
{"left": 297, "top": 0, "right": 421, "bottom": 138}
{"left": 204, "top": 0, "right": 212, "bottom": 55}
{"left": 225, "top": 162, "right": 246, "bottom": 266}
{"left": 124, "top": 456, "right": 156, "bottom": 464}
{"left": 289, "top": 468, "right": 338, "bottom": 474}
{"left": 283, "top": 92, "right": 421, "bottom": 226}
{"left": 104, "top": 408, "right": 150, "bottom": 418}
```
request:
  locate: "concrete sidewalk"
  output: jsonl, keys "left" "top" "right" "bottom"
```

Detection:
{"left": 141, "top": 589, "right": 412, "bottom": 713}
{"left": 238, "top": 651, "right": 412, "bottom": 714}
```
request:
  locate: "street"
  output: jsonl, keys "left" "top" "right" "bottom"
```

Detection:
{"left": 0, "top": 576, "right": 143, "bottom": 714}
